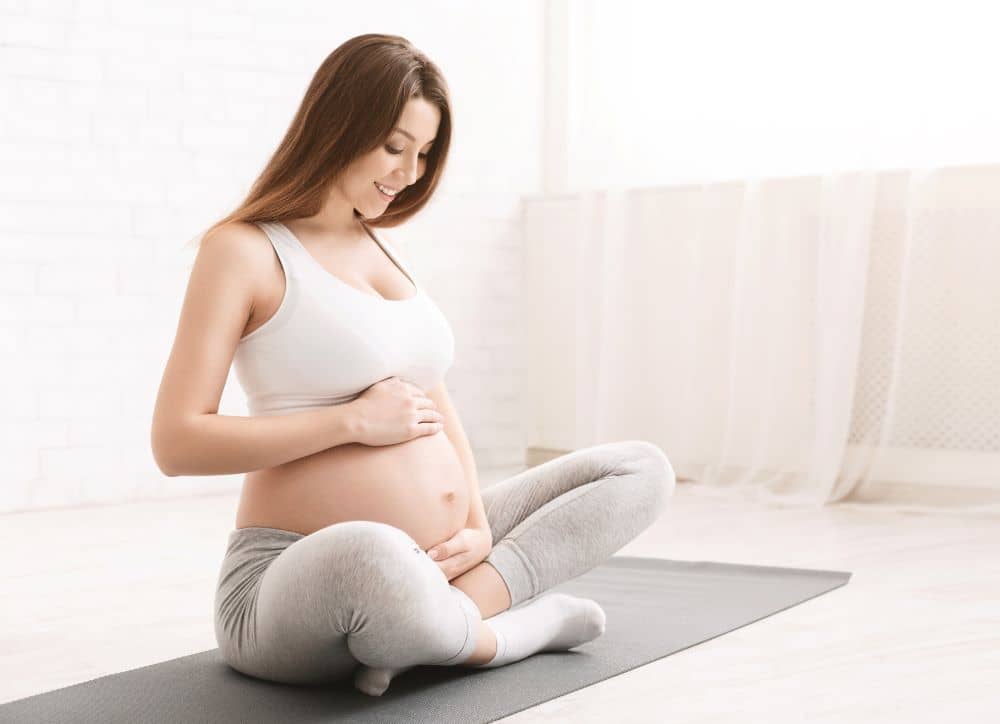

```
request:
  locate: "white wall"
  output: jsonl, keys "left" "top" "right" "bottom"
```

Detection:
{"left": 0, "top": 0, "right": 543, "bottom": 512}
{"left": 564, "top": 0, "right": 1000, "bottom": 190}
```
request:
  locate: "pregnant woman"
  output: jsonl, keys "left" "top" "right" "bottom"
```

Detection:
{"left": 151, "top": 33, "right": 676, "bottom": 697}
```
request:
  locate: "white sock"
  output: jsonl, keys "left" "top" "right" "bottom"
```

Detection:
{"left": 352, "top": 591, "right": 607, "bottom": 693}
{"left": 472, "top": 592, "right": 606, "bottom": 668}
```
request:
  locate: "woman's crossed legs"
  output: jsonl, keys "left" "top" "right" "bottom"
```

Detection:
{"left": 213, "top": 439, "right": 675, "bottom": 688}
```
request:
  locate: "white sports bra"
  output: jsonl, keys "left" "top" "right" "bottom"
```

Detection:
{"left": 231, "top": 220, "right": 455, "bottom": 416}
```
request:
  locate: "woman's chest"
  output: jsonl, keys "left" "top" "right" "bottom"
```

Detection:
{"left": 244, "top": 243, "right": 416, "bottom": 339}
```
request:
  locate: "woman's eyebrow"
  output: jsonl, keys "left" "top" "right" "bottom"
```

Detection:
{"left": 392, "top": 127, "right": 435, "bottom": 147}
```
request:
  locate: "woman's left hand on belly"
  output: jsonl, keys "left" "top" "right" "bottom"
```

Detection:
{"left": 426, "top": 527, "right": 492, "bottom": 581}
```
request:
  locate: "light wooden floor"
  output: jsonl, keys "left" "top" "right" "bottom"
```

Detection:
{"left": 2, "top": 470, "right": 998, "bottom": 722}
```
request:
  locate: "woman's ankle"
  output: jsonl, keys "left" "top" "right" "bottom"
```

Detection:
{"left": 461, "top": 619, "right": 499, "bottom": 666}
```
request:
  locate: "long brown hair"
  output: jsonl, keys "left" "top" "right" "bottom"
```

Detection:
{"left": 185, "top": 33, "right": 452, "bottom": 251}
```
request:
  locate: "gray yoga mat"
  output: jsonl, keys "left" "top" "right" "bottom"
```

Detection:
{"left": 1, "top": 556, "right": 851, "bottom": 723}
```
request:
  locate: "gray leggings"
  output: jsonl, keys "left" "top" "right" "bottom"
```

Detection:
{"left": 214, "top": 439, "right": 675, "bottom": 685}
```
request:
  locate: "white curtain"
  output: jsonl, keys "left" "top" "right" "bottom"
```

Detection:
{"left": 525, "top": 164, "right": 1000, "bottom": 515}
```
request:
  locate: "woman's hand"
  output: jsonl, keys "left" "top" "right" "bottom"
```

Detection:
{"left": 351, "top": 377, "right": 445, "bottom": 447}
{"left": 426, "top": 527, "right": 493, "bottom": 581}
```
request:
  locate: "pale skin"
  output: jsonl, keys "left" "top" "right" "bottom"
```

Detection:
{"left": 285, "top": 97, "right": 510, "bottom": 664}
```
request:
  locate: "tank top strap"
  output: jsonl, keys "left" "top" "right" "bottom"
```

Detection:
{"left": 363, "top": 225, "right": 419, "bottom": 291}
{"left": 254, "top": 221, "right": 303, "bottom": 279}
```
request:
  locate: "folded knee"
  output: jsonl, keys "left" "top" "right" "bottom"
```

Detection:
{"left": 361, "top": 522, "right": 451, "bottom": 590}
{"left": 309, "top": 521, "right": 433, "bottom": 589}
{"left": 620, "top": 439, "right": 677, "bottom": 510}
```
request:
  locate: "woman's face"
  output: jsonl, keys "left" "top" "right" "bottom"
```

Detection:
{"left": 343, "top": 97, "right": 441, "bottom": 221}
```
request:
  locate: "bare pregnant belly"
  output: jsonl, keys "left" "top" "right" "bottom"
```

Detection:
{"left": 234, "top": 430, "right": 471, "bottom": 551}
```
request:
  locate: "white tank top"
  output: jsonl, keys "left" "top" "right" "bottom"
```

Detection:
{"left": 232, "top": 220, "right": 455, "bottom": 416}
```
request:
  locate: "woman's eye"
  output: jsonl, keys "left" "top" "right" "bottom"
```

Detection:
{"left": 385, "top": 144, "right": 429, "bottom": 159}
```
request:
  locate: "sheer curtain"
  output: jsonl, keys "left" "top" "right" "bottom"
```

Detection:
{"left": 525, "top": 164, "right": 1000, "bottom": 514}
{"left": 526, "top": 1, "right": 1000, "bottom": 513}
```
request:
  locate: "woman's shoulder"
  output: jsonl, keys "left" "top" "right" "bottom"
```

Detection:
{"left": 198, "top": 221, "right": 284, "bottom": 302}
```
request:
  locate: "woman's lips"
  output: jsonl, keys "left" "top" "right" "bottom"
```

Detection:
{"left": 374, "top": 181, "right": 397, "bottom": 201}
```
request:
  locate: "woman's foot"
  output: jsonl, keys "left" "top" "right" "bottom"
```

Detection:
{"left": 353, "top": 664, "right": 415, "bottom": 697}
{"left": 471, "top": 593, "right": 606, "bottom": 668}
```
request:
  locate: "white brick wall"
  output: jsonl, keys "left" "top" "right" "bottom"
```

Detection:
{"left": 1, "top": 2, "right": 543, "bottom": 512}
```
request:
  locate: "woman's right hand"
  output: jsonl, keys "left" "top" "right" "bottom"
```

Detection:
{"left": 351, "top": 376, "right": 445, "bottom": 446}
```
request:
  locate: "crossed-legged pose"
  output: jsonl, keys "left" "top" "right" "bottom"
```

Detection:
{"left": 214, "top": 438, "right": 674, "bottom": 695}
{"left": 150, "top": 33, "right": 676, "bottom": 698}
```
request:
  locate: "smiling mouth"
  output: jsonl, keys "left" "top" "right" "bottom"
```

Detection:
{"left": 374, "top": 181, "right": 401, "bottom": 200}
